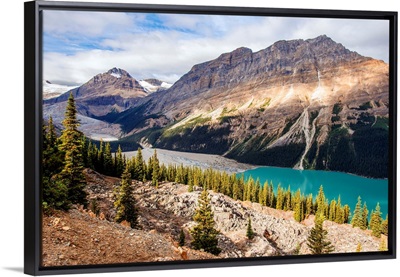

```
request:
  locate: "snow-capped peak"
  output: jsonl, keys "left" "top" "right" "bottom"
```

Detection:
{"left": 108, "top": 67, "right": 128, "bottom": 79}
{"left": 110, "top": 72, "right": 121, "bottom": 78}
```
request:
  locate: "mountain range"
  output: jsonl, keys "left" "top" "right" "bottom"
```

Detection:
{"left": 43, "top": 35, "right": 389, "bottom": 178}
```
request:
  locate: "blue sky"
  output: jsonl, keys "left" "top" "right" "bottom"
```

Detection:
{"left": 43, "top": 10, "right": 389, "bottom": 85}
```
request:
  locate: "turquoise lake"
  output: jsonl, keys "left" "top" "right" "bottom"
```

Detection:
{"left": 242, "top": 166, "right": 388, "bottom": 218}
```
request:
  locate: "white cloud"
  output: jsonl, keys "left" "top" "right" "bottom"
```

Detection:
{"left": 43, "top": 12, "right": 390, "bottom": 86}
{"left": 43, "top": 10, "right": 137, "bottom": 37}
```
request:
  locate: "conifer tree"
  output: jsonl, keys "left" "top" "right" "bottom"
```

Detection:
{"left": 114, "top": 166, "right": 138, "bottom": 228}
{"left": 134, "top": 148, "right": 144, "bottom": 181}
{"left": 370, "top": 203, "right": 382, "bottom": 238}
{"left": 58, "top": 93, "right": 87, "bottom": 206}
{"left": 306, "top": 193, "right": 313, "bottom": 216}
{"left": 335, "top": 196, "right": 344, "bottom": 224}
{"left": 276, "top": 185, "right": 284, "bottom": 210}
{"left": 284, "top": 185, "right": 292, "bottom": 211}
{"left": 89, "top": 198, "right": 100, "bottom": 216}
{"left": 329, "top": 199, "right": 336, "bottom": 221}
{"left": 115, "top": 145, "right": 124, "bottom": 177}
{"left": 259, "top": 181, "right": 268, "bottom": 206}
{"left": 42, "top": 117, "right": 69, "bottom": 210}
{"left": 178, "top": 229, "right": 185, "bottom": 247}
{"left": 246, "top": 217, "right": 255, "bottom": 240}
{"left": 361, "top": 202, "right": 369, "bottom": 230}
{"left": 293, "top": 189, "right": 303, "bottom": 222}
{"left": 175, "top": 164, "right": 186, "bottom": 184}
{"left": 316, "top": 185, "right": 326, "bottom": 216}
{"left": 343, "top": 205, "right": 350, "bottom": 224}
{"left": 307, "top": 213, "right": 335, "bottom": 254}
{"left": 188, "top": 170, "right": 194, "bottom": 192}
{"left": 379, "top": 238, "right": 388, "bottom": 251}
{"left": 46, "top": 116, "right": 57, "bottom": 145}
{"left": 97, "top": 140, "right": 104, "bottom": 173}
{"left": 232, "top": 179, "right": 240, "bottom": 200}
{"left": 190, "top": 189, "right": 221, "bottom": 255}
{"left": 151, "top": 149, "right": 160, "bottom": 187}
{"left": 351, "top": 196, "right": 363, "bottom": 228}
{"left": 381, "top": 215, "right": 388, "bottom": 236}
{"left": 103, "top": 142, "right": 113, "bottom": 175}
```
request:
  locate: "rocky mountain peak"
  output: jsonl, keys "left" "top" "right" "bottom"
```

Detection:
{"left": 107, "top": 67, "right": 132, "bottom": 79}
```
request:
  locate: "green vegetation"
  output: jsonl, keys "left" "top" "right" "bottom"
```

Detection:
{"left": 261, "top": 98, "right": 271, "bottom": 108}
{"left": 42, "top": 116, "right": 69, "bottom": 211}
{"left": 381, "top": 215, "right": 388, "bottom": 236}
{"left": 157, "top": 124, "right": 231, "bottom": 155}
{"left": 42, "top": 93, "right": 89, "bottom": 210}
{"left": 332, "top": 103, "right": 343, "bottom": 115}
{"left": 89, "top": 198, "right": 100, "bottom": 216}
{"left": 246, "top": 217, "right": 255, "bottom": 240}
{"left": 59, "top": 93, "right": 88, "bottom": 206}
{"left": 316, "top": 122, "right": 388, "bottom": 178}
{"left": 114, "top": 166, "right": 138, "bottom": 228}
{"left": 307, "top": 213, "right": 335, "bottom": 254}
{"left": 218, "top": 115, "right": 238, "bottom": 124}
{"left": 227, "top": 134, "right": 305, "bottom": 168}
{"left": 357, "top": 101, "right": 373, "bottom": 111}
{"left": 379, "top": 238, "right": 388, "bottom": 251}
{"left": 370, "top": 203, "right": 382, "bottom": 238}
{"left": 351, "top": 196, "right": 364, "bottom": 229}
{"left": 190, "top": 189, "right": 221, "bottom": 255}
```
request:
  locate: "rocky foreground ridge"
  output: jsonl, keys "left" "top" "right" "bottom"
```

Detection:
{"left": 42, "top": 169, "right": 384, "bottom": 266}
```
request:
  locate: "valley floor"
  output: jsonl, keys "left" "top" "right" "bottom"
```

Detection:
{"left": 123, "top": 148, "right": 254, "bottom": 173}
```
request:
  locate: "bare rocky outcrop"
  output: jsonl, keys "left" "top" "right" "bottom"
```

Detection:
{"left": 130, "top": 180, "right": 383, "bottom": 257}
{"left": 43, "top": 169, "right": 384, "bottom": 266}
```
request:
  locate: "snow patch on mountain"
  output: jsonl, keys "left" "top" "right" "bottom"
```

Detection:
{"left": 110, "top": 72, "right": 122, "bottom": 78}
{"left": 42, "top": 80, "right": 78, "bottom": 99}
{"left": 161, "top": 82, "right": 172, "bottom": 89}
{"left": 139, "top": 80, "right": 159, "bottom": 93}
{"left": 139, "top": 79, "right": 172, "bottom": 93}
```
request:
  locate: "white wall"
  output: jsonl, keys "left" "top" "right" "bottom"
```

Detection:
{"left": 0, "top": 0, "right": 398, "bottom": 276}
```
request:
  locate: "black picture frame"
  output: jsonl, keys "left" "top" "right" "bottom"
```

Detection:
{"left": 24, "top": 0, "right": 397, "bottom": 275}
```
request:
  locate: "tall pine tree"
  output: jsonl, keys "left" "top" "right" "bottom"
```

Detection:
{"left": 114, "top": 166, "right": 138, "bottom": 228}
{"left": 351, "top": 196, "right": 363, "bottom": 228}
{"left": 190, "top": 189, "right": 221, "bottom": 255}
{"left": 381, "top": 215, "right": 388, "bottom": 236}
{"left": 361, "top": 202, "right": 369, "bottom": 230}
{"left": 42, "top": 117, "right": 69, "bottom": 210}
{"left": 134, "top": 148, "right": 144, "bottom": 181}
{"left": 370, "top": 203, "right": 382, "bottom": 238}
{"left": 58, "top": 93, "right": 87, "bottom": 206}
{"left": 151, "top": 149, "right": 160, "bottom": 187}
{"left": 307, "top": 213, "right": 335, "bottom": 254}
{"left": 246, "top": 217, "right": 255, "bottom": 240}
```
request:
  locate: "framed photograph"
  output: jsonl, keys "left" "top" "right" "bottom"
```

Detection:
{"left": 24, "top": 0, "right": 397, "bottom": 275}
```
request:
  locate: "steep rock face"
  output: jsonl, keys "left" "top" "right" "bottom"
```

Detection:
{"left": 119, "top": 35, "right": 388, "bottom": 177}
{"left": 146, "top": 35, "right": 386, "bottom": 116}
